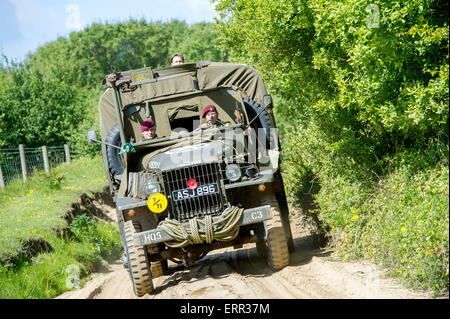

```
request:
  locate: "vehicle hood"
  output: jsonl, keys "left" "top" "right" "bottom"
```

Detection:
{"left": 143, "top": 140, "right": 234, "bottom": 171}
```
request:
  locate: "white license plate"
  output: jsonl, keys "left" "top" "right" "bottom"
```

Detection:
{"left": 172, "top": 183, "right": 219, "bottom": 201}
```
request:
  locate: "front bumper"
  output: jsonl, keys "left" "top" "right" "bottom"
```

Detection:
{"left": 133, "top": 205, "right": 272, "bottom": 247}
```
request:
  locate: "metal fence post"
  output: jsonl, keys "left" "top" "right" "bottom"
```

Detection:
{"left": 42, "top": 146, "right": 50, "bottom": 173}
{"left": 19, "top": 144, "right": 27, "bottom": 182}
{"left": 64, "top": 144, "right": 71, "bottom": 164}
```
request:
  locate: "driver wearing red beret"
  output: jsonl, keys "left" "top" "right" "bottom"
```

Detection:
{"left": 201, "top": 105, "right": 224, "bottom": 130}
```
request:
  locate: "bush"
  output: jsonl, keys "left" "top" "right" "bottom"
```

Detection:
{"left": 216, "top": 0, "right": 449, "bottom": 295}
{"left": 0, "top": 214, "right": 121, "bottom": 299}
{"left": 0, "top": 157, "right": 120, "bottom": 298}
{"left": 70, "top": 213, "right": 120, "bottom": 256}
{"left": 315, "top": 165, "right": 449, "bottom": 294}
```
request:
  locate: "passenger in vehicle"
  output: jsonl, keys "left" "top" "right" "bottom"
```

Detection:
{"left": 141, "top": 119, "right": 157, "bottom": 140}
{"left": 171, "top": 53, "right": 184, "bottom": 65}
{"left": 201, "top": 105, "right": 225, "bottom": 130}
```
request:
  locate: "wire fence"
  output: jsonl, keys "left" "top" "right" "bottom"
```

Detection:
{"left": 0, "top": 145, "right": 78, "bottom": 187}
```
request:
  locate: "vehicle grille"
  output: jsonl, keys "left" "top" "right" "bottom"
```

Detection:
{"left": 162, "top": 162, "right": 227, "bottom": 222}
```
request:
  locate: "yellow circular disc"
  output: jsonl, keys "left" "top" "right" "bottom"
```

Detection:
{"left": 147, "top": 193, "right": 168, "bottom": 213}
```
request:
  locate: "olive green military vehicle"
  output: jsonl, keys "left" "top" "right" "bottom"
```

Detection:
{"left": 87, "top": 61, "right": 294, "bottom": 296}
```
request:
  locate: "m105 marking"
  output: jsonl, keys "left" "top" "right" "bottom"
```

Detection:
{"left": 172, "top": 183, "right": 219, "bottom": 201}
{"left": 143, "top": 231, "right": 162, "bottom": 243}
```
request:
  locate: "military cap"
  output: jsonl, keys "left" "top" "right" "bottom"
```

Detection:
{"left": 202, "top": 105, "right": 218, "bottom": 118}
{"left": 140, "top": 119, "right": 155, "bottom": 132}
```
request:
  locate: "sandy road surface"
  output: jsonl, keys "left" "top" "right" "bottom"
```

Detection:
{"left": 57, "top": 202, "right": 432, "bottom": 299}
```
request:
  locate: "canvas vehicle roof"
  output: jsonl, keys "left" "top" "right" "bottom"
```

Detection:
{"left": 98, "top": 62, "right": 268, "bottom": 142}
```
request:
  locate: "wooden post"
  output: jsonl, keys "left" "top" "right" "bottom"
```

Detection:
{"left": 64, "top": 144, "right": 71, "bottom": 164}
{"left": 0, "top": 163, "right": 5, "bottom": 189}
{"left": 42, "top": 146, "right": 50, "bottom": 173}
{"left": 19, "top": 144, "right": 27, "bottom": 182}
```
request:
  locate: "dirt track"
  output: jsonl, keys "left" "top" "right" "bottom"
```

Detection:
{"left": 56, "top": 201, "right": 432, "bottom": 299}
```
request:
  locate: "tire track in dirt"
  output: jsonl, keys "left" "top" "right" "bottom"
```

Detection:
{"left": 56, "top": 204, "right": 433, "bottom": 299}
{"left": 57, "top": 240, "right": 432, "bottom": 299}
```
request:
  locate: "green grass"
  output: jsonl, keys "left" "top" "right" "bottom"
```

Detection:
{"left": 314, "top": 165, "right": 449, "bottom": 296}
{"left": 0, "top": 156, "right": 122, "bottom": 299}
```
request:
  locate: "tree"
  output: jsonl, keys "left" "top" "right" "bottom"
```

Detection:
{"left": 215, "top": 0, "right": 449, "bottom": 178}
{"left": 170, "top": 22, "right": 229, "bottom": 62}
{"left": 0, "top": 19, "right": 229, "bottom": 149}
{"left": 0, "top": 64, "right": 85, "bottom": 147}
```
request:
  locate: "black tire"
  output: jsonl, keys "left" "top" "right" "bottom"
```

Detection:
{"left": 150, "top": 260, "right": 168, "bottom": 278}
{"left": 274, "top": 172, "right": 295, "bottom": 253}
{"left": 104, "top": 124, "right": 124, "bottom": 183}
{"left": 255, "top": 223, "right": 267, "bottom": 259}
{"left": 258, "top": 195, "right": 290, "bottom": 271}
{"left": 122, "top": 250, "right": 129, "bottom": 269}
{"left": 124, "top": 220, "right": 154, "bottom": 296}
{"left": 243, "top": 97, "right": 273, "bottom": 147}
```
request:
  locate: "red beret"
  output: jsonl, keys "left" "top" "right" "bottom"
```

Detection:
{"left": 202, "top": 105, "right": 217, "bottom": 118}
{"left": 140, "top": 119, "right": 155, "bottom": 132}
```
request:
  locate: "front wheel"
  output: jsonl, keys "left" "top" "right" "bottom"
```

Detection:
{"left": 257, "top": 195, "right": 290, "bottom": 271}
{"left": 124, "top": 220, "right": 154, "bottom": 296}
{"left": 150, "top": 260, "right": 168, "bottom": 278}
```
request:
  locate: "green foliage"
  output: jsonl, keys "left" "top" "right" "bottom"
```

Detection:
{"left": 169, "top": 22, "right": 229, "bottom": 62}
{"left": 0, "top": 19, "right": 228, "bottom": 152}
{"left": 0, "top": 220, "right": 121, "bottom": 299}
{"left": 27, "top": 20, "right": 172, "bottom": 88}
{"left": 0, "top": 156, "right": 107, "bottom": 265}
{"left": 0, "top": 64, "right": 86, "bottom": 148}
{"left": 0, "top": 157, "right": 121, "bottom": 298}
{"left": 216, "top": 0, "right": 448, "bottom": 165}
{"left": 70, "top": 214, "right": 95, "bottom": 238}
{"left": 25, "top": 19, "right": 228, "bottom": 88}
{"left": 70, "top": 214, "right": 119, "bottom": 256}
{"left": 34, "top": 170, "right": 66, "bottom": 191}
{"left": 64, "top": 88, "right": 103, "bottom": 158}
{"left": 315, "top": 165, "right": 449, "bottom": 294}
{"left": 216, "top": 0, "right": 449, "bottom": 294}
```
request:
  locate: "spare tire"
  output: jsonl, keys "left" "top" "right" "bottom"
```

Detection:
{"left": 243, "top": 97, "right": 273, "bottom": 148}
{"left": 104, "top": 124, "right": 124, "bottom": 182}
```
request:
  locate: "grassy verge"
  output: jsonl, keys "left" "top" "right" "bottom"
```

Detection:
{"left": 0, "top": 156, "right": 121, "bottom": 299}
{"left": 312, "top": 165, "right": 449, "bottom": 296}
{"left": 279, "top": 111, "right": 449, "bottom": 296}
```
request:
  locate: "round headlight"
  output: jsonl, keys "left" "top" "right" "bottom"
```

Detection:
{"left": 225, "top": 164, "right": 241, "bottom": 182}
{"left": 144, "top": 180, "right": 161, "bottom": 196}
{"left": 245, "top": 165, "right": 258, "bottom": 178}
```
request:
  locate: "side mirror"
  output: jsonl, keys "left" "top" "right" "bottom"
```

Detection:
{"left": 262, "top": 95, "right": 273, "bottom": 109}
{"left": 86, "top": 129, "right": 98, "bottom": 145}
{"left": 86, "top": 129, "right": 122, "bottom": 150}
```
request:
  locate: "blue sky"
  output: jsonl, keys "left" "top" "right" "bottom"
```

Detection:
{"left": 0, "top": 0, "right": 218, "bottom": 62}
